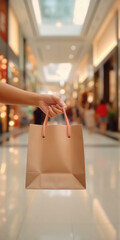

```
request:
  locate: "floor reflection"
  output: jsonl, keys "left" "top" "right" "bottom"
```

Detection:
{"left": 0, "top": 130, "right": 120, "bottom": 240}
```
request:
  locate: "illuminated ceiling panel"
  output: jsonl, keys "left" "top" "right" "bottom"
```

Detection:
{"left": 43, "top": 63, "right": 72, "bottom": 83}
{"left": 31, "top": 0, "right": 90, "bottom": 36}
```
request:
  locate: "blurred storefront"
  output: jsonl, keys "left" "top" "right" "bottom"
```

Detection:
{"left": 0, "top": 55, "right": 7, "bottom": 133}
{"left": 26, "top": 45, "right": 38, "bottom": 92}
{"left": 93, "top": 12, "right": 118, "bottom": 106}
{"left": 93, "top": 2, "right": 120, "bottom": 131}
{"left": 7, "top": 6, "right": 21, "bottom": 130}
{"left": 0, "top": 0, "right": 8, "bottom": 43}
{"left": 76, "top": 53, "right": 94, "bottom": 106}
{"left": 72, "top": 1, "right": 120, "bottom": 131}
{"left": 118, "top": 8, "right": 120, "bottom": 131}
{"left": 0, "top": 0, "right": 8, "bottom": 133}
{"left": 0, "top": 3, "right": 36, "bottom": 132}
{"left": 0, "top": 3, "right": 26, "bottom": 133}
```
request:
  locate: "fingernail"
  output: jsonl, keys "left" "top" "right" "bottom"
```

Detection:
{"left": 56, "top": 104, "right": 62, "bottom": 108}
{"left": 59, "top": 101, "right": 66, "bottom": 107}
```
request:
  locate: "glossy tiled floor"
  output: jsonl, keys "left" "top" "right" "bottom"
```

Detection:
{"left": 0, "top": 129, "right": 120, "bottom": 240}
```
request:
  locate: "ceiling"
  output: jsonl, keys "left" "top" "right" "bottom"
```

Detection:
{"left": 31, "top": 0, "right": 90, "bottom": 36}
{"left": 10, "top": 0, "right": 115, "bottom": 92}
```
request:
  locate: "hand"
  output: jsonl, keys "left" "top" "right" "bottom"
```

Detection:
{"left": 38, "top": 94, "right": 66, "bottom": 117}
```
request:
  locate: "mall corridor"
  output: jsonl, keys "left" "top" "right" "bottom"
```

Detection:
{"left": 0, "top": 0, "right": 120, "bottom": 239}
{"left": 0, "top": 130, "right": 120, "bottom": 240}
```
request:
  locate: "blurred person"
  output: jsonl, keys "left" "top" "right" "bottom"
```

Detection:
{"left": 96, "top": 99, "right": 108, "bottom": 133}
{"left": 74, "top": 100, "right": 81, "bottom": 124}
{"left": 20, "top": 107, "right": 29, "bottom": 127}
{"left": 79, "top": 102, "right": 86, "bottom": 125}
{"left": 84, "top": 103, "right": 96, "bottom": 133}
{"left": 0, "top": 82, "right": 66, "bottom": 117}
{"left": 107, "top": 102, "right": 117, "bottom": 131}
{"left": 27, "top": 106, "right": 34, "bottom": 124}
{"left": 94, "top": 104, "right": 99, "bottom": 126}
{"left": 72, "top": 101, "right": 78, "bottom": 123}
{"left": 66, "top": 106, "right": 73, "bottom": 122}
{"left": 33, "top": 107, "right": 45, "bottom": 125}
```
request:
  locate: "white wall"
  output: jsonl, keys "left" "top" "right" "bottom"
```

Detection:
{"left": 8, "top": 7, "right": 19, "bottom": 56}
{"left": 93, "top": 16, "right": 117, "bottom": 66}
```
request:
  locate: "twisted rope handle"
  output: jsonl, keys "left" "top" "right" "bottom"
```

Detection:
{"left": 42, "top": 107, "right": 71, "bottom": 138}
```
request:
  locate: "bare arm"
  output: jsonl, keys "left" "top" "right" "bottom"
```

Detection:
{"left": 0, "top": 82, "right": 66, "bottom": 117}
{"left": 0, "top": 82, "right": 39, "bottom": 106}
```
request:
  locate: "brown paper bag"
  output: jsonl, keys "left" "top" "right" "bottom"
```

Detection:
{"left": 26, "top": 109, "right": 86, "bottom": 189}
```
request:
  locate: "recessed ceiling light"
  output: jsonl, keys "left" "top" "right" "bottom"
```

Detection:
{"left": 69, "top": 54, "right": 74, "bottom": 59}
{"left": 71, "top": 45, "right": 76, "bottom": 51}
{"left": 60, "top": 89, "right": 65, "bottom": 95}
{"left": 56, "top": 21, "right": 62, "bottom": 27}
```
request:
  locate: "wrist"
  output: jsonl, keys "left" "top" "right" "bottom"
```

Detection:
{"left": 34, "top": 93, "right": 42, "bottom": 107}
{"left": 23, "top": 91, "right": 40, "bottom": 107}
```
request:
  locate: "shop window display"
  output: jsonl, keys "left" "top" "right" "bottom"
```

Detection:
{"left": 8, "top": 61, "right": 20, "bottom": 87}
{"left": 0, "top": 54, "right": 7, "bottom": 82}
{"left": 8, "top": 61, "right": 20, "bottom": 130}
{"left": 26, "top": 45, "right": 38, "bottom": 92}
{"left": 0, "top": 0, "right": 7, "bottom": 42}
{"left": 0, "top": 54, "right": 7, "bottom": 133}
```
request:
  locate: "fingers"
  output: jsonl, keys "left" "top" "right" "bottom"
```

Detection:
{"left": 48, "top": 106, "right": 57, "bottom": 117}
{"left": 52, "top": 96, "right": 66, "bottom": 108}
{"left": 48, "top": 105, "right": 64, "bottom": 117}
{"left": 51, "top": 105, "right": 63, "bottom": 114}
{"left": 55, "top": 104, "right": 63, "bottom": 111}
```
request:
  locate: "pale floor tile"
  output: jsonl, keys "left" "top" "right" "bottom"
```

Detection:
{"left": 0, "top": 129, "right": 120, "bottom": 240}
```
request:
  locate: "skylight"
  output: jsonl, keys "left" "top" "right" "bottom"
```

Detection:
{"left": 31, "top": 0, "right": 91, "bottom": 36}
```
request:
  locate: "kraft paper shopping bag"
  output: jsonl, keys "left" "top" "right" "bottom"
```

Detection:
{"left": 26, "top": 108, "right": 86, "bottom": 189}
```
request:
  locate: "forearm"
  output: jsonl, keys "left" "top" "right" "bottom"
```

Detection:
{"left": 0, "top": 82, "right": 39, "bottom": 106}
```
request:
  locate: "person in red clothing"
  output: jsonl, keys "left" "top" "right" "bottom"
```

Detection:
{"left": 96, "top": 99, "right": 108, "bottom": 133}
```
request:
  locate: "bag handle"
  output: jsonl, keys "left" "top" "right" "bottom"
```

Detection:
{"left": 42, "top": 107, "right": 71, "bottom": 138}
